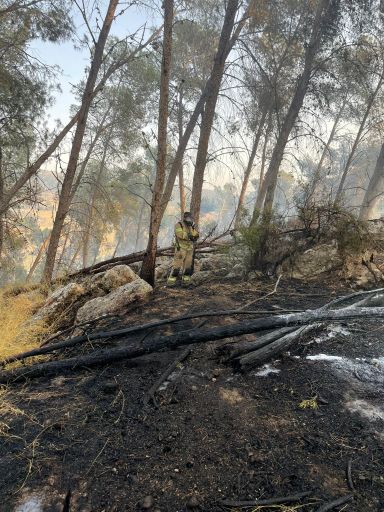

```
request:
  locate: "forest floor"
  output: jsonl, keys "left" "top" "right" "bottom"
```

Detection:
{"left": 1, "top": 275, "right": 384, "bottom": 512}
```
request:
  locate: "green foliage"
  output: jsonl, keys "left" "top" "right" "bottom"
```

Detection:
{"left": 330, "top": 210, "right": 370, "bottom": 258}
{"left": 0, "top": 1, "right": 72, "bottom": 131}
{"left": 236, "top": 210, "right": 284, "bottom": 270}
{"left": 295, "top": 196, "right": 371, "bottom": 259}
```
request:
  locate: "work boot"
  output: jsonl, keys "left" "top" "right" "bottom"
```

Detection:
{"left": 181, "top": 274, "right": 191, "bottom": 286}
{"left": 167, "top": 275, "right": 178, "bottom": 287}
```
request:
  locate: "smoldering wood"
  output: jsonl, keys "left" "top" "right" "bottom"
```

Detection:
{"left": 2, "top": 307, "right": 384, "bottom": 383}
{"left": 218, "top": 326, "right": 298, "bottom": 361}
{"left": 234, "top": 324, "right": 321, "bottom": 372}
{"left": 0, "top": 309, "right": 303, "bottom": 367}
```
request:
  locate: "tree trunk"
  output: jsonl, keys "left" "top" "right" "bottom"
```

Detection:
{"left": 113, "top": 216, "right": 130, "bottom": 258}
{"left": 190, "top": 0, "right": 240, "bottom": 226}
{"left": 26, "top": 233, "right": 51, "bottom": 282}
{"left": 257, "top": 0, "right": 331, "bottom": 214}
{"left": 253, "top": 111, "right": 272, "bottom": 221}
{"left": 335, "top": 75, "right": 383, "bottom": 202}
{"left": 177, "top": 85, "right": 187, "bottom": 215}
{"left": 55, "top": 227, "right": 70, "bottom": 271}
{"left": 140, "top": 0, "right": 174, "bottom": 285}
{"left": 134, "top": 200, "right": 146, "bottom": 251}
{"left": 3, "top": 306, "right": 384, "bottom": 382}
{"left": 68, "top": 241, "right": 82, "bottom": 272}
{"left": 0, "top": 146, "right": 4, "bottom": 258}
{"left": 82, "top": 132, "right": 111, "bottom": 268}
{"left": 159, "top": 8, "right": 250, "bottom": 222}
{"left": 235, "top": 106, "right": 268, "bottom": 227}
{"left": 359, "top": 143, "right": 384, "bottom": 220}
{"left": 309, "top": 96, "right": 347, "bottom": 198}
{"left": 42, "top": 0, "right": 119, "bottom": 283}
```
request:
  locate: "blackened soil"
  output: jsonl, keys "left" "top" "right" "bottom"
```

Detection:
{"left": 1, "top": 277, "right": 384, "bottom": 511}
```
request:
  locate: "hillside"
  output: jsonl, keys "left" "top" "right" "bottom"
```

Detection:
{"left": 1, "top": 268, "right": 384, "bottom": 512}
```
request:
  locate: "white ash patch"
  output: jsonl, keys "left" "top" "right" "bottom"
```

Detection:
{"left": 371, "top": 357, "right": 384, "bottom": 367}
{"left": 310, "top": 324, "right": 351, "bottom": 344}
{"left": 345, "top": 399, "right": 384, "bottom": 422}
{"left": 14, "top": 495, "right": 43, "bottom": 512}
{"left": 305, "top": 353, "right": 384, "bottom": 386}
{"left": 253, "top": 364, "right": 281, "bottom": 377}
{"left": 305, "top": 350, "right": 384, "bottom": 429}
{"left": 306, "top": 354, "right": 345, "bottom": 362}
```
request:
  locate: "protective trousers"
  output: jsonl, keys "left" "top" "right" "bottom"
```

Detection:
{"left": 168, "top": 247, "right": 194, "bottom": 284}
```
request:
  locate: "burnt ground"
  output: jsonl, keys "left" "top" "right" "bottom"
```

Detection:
{"left": 1, "top": 276, "right": 384, "bottom": 512}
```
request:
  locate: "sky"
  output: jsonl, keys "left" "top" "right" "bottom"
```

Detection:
{"left": 29, "top": 2, "right": 160, "bottom": 126}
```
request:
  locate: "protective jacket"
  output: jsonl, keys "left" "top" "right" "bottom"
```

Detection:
{"left": 174, "top": 221, "right": 199, "bottom": 250}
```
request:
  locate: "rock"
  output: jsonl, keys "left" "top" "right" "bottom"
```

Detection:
{"left": 75, "top": 278, "right": 152, "bottom": 323}
{"left": 34, "top": 282, "right": 86, "bottom": 322}
{"left": 101, "top": 265, "right": 138, "bottom": 291}
{"left": 199, "top": 254, "right": 228, "bottom": 271}
{"left": 190, "top": 271, "right": 213, "bottom": 287}
{"left": 289, "top": 242, "right": 343, "bottom": 279}
{"left": 155, "top": 260, "right": 172, "bottom": 281}
{"left": 226, "top": 263, "right": 245, "bottom": 279}
{"left": 83, "top": 265, "right": 139, "bottom": 298}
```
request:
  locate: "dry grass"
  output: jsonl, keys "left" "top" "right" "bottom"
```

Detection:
{"left": 0, "top": 285, "right": 49, "bottom": 360}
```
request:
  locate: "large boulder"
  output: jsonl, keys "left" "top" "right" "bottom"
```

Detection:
{"left": 85, "top": 264, "right": 139, "bottom": 297}
{"left": 76, "top": 278, "right": 153, "bottom": 323}
{"left": 34, "top": 282, "right": 86, "bottom": 322}
{"left": 199, "top": 254, "right": 227, "bottom": 272}
{"left": 289, "top": 243, "right": 343, "bottom": 279}
{"left": 100, "top": 264, "right": 137, "bottom": 291}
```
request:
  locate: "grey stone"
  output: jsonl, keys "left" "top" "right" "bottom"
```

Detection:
{"left": 76, "top": 278, "right": 152, "bottom": 323}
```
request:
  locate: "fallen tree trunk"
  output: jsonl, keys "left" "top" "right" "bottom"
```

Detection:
{"left": 220, "top": 288, "right": 384, "bottom": 365}
{"left": 234, "top": 324, "right": 321, "bottom": 372}
{"left": 0, "top": 308, "right": 302, "bottom": 367}
{"left": 218, "top": 326, "right": 298, "bottom": 361}
{"left": 68, "top": 239, "right": 226, "bottom": 279}
{"left": 2, "top": 307, "right": 384, "bottom": 383}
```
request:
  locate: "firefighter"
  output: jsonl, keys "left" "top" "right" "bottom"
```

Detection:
{"left": 167, "top": 211, "right": 199, "bottom": 286}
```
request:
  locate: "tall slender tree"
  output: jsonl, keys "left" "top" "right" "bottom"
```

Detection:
{"left": 190, "top": 0, "right": 240, "bottom": 226}
{"left": 42, "top": 0, "right": 120, "bottom": 282}
{"left": 256, "top": 0, "right": 333, "bottom": 214}
{"left": 140, "top": 0, "right": 174, "bottom": 285}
